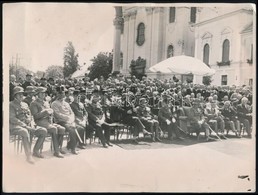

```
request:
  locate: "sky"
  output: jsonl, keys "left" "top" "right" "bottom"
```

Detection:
{"left": 3, "top": 3, "right": 115, "bottom": 72}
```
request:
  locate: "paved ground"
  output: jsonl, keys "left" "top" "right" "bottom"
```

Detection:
{"left": 3, "top": 133, "right": 256, "bottom": 192}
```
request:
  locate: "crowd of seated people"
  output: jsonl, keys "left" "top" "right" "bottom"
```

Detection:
{"left": 9, "top": 73, "right": 253, "bottom": 164}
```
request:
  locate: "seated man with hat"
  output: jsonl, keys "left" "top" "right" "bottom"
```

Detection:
{"left": 70, "top": 89, "right": 87, "bottom": 149}
{"left": 9, "top": 86, "right": 47, "bottom": 164}
{"left": 136, "top": 97, "right": 161, "bottom": 142}
{"left": 86, "top": 93, "right": 113, "bottom": 148}
{"left": 204, "top": 100, "right": 226, "bottom": 139}
{"left": 51, "top": 86, "right": 80, "bottom": 155}
{"left": 30, "top": 87, "right": 66, "bottom": 158}
{"left": 158, "top": 97, "right": 184, "bottom": 141}
{"left": 23, "top": 86, "right": 36, "bottom": 106}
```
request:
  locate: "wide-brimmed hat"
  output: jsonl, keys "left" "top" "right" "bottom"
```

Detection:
{"left": 26, "top": 73, "right": 33, "bottom": 77}
{"left": 56, "top": 85, "right": 68, "bottom": 93}
{"left": 13, "top": 86, "right": 24, "bottom": 96}
{"left": 25, "top": 86, "right": 36, "bottom": 93}
{"left": 36, "top": 87, "right": 47, "bottom": 94}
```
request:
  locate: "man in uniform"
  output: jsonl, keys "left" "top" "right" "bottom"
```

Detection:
{"left": 86, "top": 94, "right": 113, "bottom": 148}
{"left": 30, "top": 87, "right": 66, "bottom": 158}
{"left": 23, "top": 86, "right": 36, "bottom": 106}
{"left": 70, "top": 90, "right": 87, "bottom": 149}
{"left": 136, "top": 98, "right": 161, "bottom": 142}
{"left": 51, "top": 86, "right": 80, "bottom": 154}
{"left": 9, "top": 86, "right": 47, "bottom": 163}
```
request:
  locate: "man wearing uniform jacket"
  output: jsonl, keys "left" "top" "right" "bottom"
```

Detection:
{"left": 9, "top": 86, "right": 47, "bottom": 164}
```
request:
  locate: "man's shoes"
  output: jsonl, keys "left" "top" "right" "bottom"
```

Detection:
{"left": 33, "top": 152, "right": 44, "bottom": 158}
{"left": 107, "top": 142, "right": 113, "bottom": 147}
{"left": 152, "top": 136, "right": 156, "bottom": 142}
{"left": 26, "top": 157, "right": 35, "bottom": 164}
{"left": 60, "top": 149, "right": 66, "bottom": 154}
{"left": 206, "top": 136, "right": 216, "bottom": 142}
{"left": 103, "top": 144, "right": 108, "bottom": 148}
{"left": 132, "top": 139, "right": 139, "bottom": 144}
{"left": 54, "top": 152, "right": 64, "bottom": 158}
{"left": 176, "top": 137, "right": 184, "bottom": 141}
{"left": 156, "top": 137, "right": 162, "bottom": 142}
{"left": 220, "top": 134, "right": 227, "bottom": 139}
{"left": 71, "top": 150, "right": 79, "bottom": 155}
{"left": 143, "top": 129, "right": 152, "bottom": 135}
{"left": 77, "top": 145, "right": 86, "bottom": 149}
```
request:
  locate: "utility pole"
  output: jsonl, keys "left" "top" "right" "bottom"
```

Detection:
{"left": 15, "top": 53, "right": 18, "bottom": 79}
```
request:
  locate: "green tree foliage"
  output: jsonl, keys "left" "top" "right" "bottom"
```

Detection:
{"left": 35, "top": 71, "right": 45, "bottom": 79}
{"left": 202, "top": 76, "right": 212, "bottom": 86}
{"left": 45, "top": 65, "right": 64, "bottom": 80}
{"left": 88, "top": 52, "right": 113, "bottom": 80}
{"left": 129, "top": 57, "right": 146, "bottom": 80}
{"left": 9, "top": 63, "right": 34, "bottom": 80}
{"left": 63, "top": 41, "right": 80, "bottom": 78}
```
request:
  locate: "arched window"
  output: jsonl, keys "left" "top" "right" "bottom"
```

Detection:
{"left": 190, "top": 7, "right": 196, "bottom": 23}
{"left": 169, "top": 7, "right": 176, "bottom": 23}
{"left": 167, "top": 45, "right": 174, "bottom": 58}
{"left": 120, "top": 52, "right": 123, "bottom": 67}
{"left": 222, "top": 39, "right": 230, "bottom": 62}
{"left": 203, "top": 43, "right": 210, "bottom": 66}
{"left": 136, "top": 23, "right": 145, "bottom": 46}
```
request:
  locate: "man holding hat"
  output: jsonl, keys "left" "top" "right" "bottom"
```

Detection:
{"left": 9, "top": 86, "right": 47, "bottom": 164}
{"left": 30, "top": 87, "right": 66, "bottom": 158}
{"left": 51, "top": 86, "right": 79, "bottom": 154}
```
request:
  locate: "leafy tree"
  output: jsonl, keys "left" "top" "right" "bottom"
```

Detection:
{"left": 63, "top": 41, "right": 80, "bottom": 78}
{"left": 129, "top": 56, "right": 146, "bottom": 80}
{"left": 202, "top": 76, "right": 212, "bottom": 86}
{"left": 88, "top": 52, "right": 113, "bottom": 80}
{"left": 35, "top": 71, "right": 45, "bottom": 79}
{"left": 45, "top": 65, "right": 64, "bottom": 80}
{"left": 9, "top": 63, "right": 34, "bottom": 80}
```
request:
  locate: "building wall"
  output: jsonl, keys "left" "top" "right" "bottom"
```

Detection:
{"left": 195, "top": 9, "right": 253, "bottom": 86}
{"left": 120, "top": 6, "right": 254, "bottom": 86}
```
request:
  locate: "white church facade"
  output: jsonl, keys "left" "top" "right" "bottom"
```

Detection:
{"left": 113, "top": 5, "right": 255, "bottom": 86}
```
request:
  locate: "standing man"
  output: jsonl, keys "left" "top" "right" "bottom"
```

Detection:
{"left": 9, "top": 86, "right": 47, "bottom": 163}
{"left": 10, "top": 74, "right": 17, "bottom": 101}
{"left": 51, "top": 86, "right": 80, "bottom": 154}
{"left": 22, "top": 73, "right": 34, "bottom": 90}
{"left": 30, "top": 87, "right": 66, "bottom": 158}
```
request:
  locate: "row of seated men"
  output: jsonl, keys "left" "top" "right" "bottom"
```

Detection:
{"left": 9, "top": 84, "right": 253, "bottom": 164}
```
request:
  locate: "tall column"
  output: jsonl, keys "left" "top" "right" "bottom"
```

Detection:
{"left": 112, "top": 6, "right": 123, "bottom": 73}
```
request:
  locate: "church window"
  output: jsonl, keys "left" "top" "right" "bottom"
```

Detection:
{"left": 136, "top": 23, "right": 145, "bottom": 46}
{"left": 222, "top": 39, "right": 230, "bottom": 62}
{"left": 190, "top": 7, "right": 196, "bottom": 23}
{"left": 167, "top": 45, "right": 174, "bottom": 58}
{"left": 169, "top": 7, "right": 176, "bottom": 23}
{"left": 203, "top": 43, "right": 210, "bottom": 66}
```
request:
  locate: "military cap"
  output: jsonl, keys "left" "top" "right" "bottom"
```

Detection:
{"left": 13, "top": 86, "right": 24, "bottom": 96}
{"left": 48, "top": 77, "right": 54, "bottom": 82}
{"left": 80, "top": 88, "right": 86, "bottom": 93}
{"left": 139, "top": 97, "right": 147, "bottom": 104}
{"left": 69, "top": 87, "right": 75, "bottom": 91}
{"left": 40, "top": 77, "right": 47, "bottom": 81}
{"left": 56, "top": 85, "right": 68, "bottom": 93}
{"left": 25, "top": 86, "right": 36, "bottom": 93}
{"left": 36, "top": 87, "right": 47, "bottom": 94}
{"left": 26, "top": 73, "right": 33, "bottom": 77}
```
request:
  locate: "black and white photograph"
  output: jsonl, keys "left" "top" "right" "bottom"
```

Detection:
{"left": 2, "top": 2, "right": 256, "bottom": 192}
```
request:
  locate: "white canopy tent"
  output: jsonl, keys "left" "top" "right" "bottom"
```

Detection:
{"left": 71, "top": 66, "right": 90, "bottom": 79}
{"left": 149, "top": 55, "right": 216, "bottom": 76}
